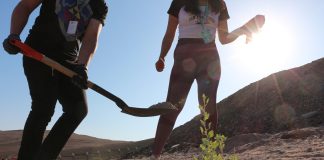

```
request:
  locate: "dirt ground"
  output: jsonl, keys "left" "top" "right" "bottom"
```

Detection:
{"left": 127, "top": 126, "right": 324, "bottom": 160}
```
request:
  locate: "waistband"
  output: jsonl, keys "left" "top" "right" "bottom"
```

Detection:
{"left": 177, "top": 38, "right": 215, "bottom": 45}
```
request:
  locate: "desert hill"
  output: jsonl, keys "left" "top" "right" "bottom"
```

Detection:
{"left": 1, "top": 58, "right": 323, "bottom": 159}
{"left": 165, "top": 57, "right": 323, "bottom": 149}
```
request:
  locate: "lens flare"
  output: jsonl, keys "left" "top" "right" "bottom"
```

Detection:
{"left": 233, "top": 18, "right": 294, "bottom": 76}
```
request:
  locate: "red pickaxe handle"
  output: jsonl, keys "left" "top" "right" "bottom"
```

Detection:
{"left": 9, "top": 39, "right": 176, "bottom": 117}
{"left": 10, "top": 39, "right": 77, "bottom": 78}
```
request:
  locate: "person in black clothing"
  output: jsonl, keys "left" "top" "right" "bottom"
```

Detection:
{"left": 3, "top": 0, "right": 108, "bottom": 159}
{"left": 152, "top": 0, "right": 253, "bottom": 159}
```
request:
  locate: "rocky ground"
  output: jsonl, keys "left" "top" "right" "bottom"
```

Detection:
{"left": 126, "top": 126, "right": 324, "bottom": 160}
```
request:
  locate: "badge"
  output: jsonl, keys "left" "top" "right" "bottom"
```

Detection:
{"left": 67, "top": 21, "right": 78, "bottom": 35}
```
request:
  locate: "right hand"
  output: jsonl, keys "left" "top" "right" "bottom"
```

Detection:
{"left": 155, "top": 58, "right": 165, "bottom": 72}
{"left": 3, "top": 34, "right": 21, "bottom": 55}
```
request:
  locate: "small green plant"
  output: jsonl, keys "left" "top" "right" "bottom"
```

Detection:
{"left": 194, "top": 95, "right": 238, "bottom": 160}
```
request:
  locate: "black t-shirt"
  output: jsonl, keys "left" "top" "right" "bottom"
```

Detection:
{"left": 167, "top": 0, "right": 230, "bottom": 21}
{"left": 25, "top": 0, "right": 108, "bottom": 61}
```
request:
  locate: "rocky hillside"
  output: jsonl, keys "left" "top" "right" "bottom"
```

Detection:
{"left": 169, "top": 57, "right": 323, "bottom": 146}
{"left": 124, "top": 57, "right": 324, "bottom": 158}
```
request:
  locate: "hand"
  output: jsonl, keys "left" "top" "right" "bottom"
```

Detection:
{"left": 155, "top": 58, "right": 165, "bottom": 72}
{"left": 72, "top": 64, "right": 88, "bottom": 89}
{"left": 243, "top": 15, "right": 265, "bottom": 33}
{"left": 242, "top": 15, "right": 265, "bottom": 44}
{"left": 3, "top": 34, "right": 21, "bottom": 55}
{"left": 64, "top": 61, "right": 88, "bottom": 89}
{"left": 238, "top": 24, "right": 253, "bottom": 44}
{"left": 241, "top": 27, "right": 253, "bottom": 44}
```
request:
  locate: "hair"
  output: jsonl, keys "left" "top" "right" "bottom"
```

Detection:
{"left": 184, "top": 0, "right": 224, "bottom": 16}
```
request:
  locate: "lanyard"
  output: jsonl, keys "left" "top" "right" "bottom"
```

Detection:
{"left": 200, "top": 4, "right": 213, "bottom": 43}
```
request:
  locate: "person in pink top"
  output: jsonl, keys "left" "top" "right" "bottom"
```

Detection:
{"left": 152, "top": 0, "right": 259, "bottom": 159}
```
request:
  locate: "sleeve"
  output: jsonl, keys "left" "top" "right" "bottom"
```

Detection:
{"left": 167, "top": 0, "right": 184, "bottom": 18}
{"left": 89, "top": 0, "right": 108, "bottom": 26}
{"left": 219, "top": 1, "right": 230, "bottom": 21}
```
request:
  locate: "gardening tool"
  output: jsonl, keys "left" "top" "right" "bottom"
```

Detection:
{"left": 10, "top": 39, "right": 177, "bottom": 117}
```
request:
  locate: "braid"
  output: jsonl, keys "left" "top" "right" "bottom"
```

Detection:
{"left": 184, "top": 0, "right": 201, "bottom": 16}
{"left": 185, "top": 0, "right": 224, "bottom": 16}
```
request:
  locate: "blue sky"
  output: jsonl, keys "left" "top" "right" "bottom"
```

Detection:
{"left": 1, "top": 0, "right": 323, "bottom": 141}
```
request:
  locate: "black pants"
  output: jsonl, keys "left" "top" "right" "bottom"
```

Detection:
{"left": 18, "top": 56, "right": 88, "bottom": 160}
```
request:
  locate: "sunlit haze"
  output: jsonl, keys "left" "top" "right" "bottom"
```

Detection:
{"left": 233, "top": 17, "right": 295, "bottom": 76}
{"left": 1, "top": 0, "right": 323, "bottom": 141}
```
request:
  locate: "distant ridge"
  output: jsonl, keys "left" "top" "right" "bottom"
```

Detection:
{"left": 0, "top": 130, "right": 129, "bottom": 158}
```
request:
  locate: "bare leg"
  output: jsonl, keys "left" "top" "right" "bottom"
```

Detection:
{"left": 152, "top": 62, "right": 194, "bottom": 157}
{"left": 196, "top": 59, "right": 220, "bottom": 132}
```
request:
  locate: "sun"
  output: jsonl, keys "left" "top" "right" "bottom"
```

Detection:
{"left": 233, "top": 19, "right": 294, "bottom": 75}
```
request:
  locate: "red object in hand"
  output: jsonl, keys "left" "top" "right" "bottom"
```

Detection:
{"left": 155, "top": 58, "right": 165, "bottom": 72}
{"left": 9, "top": 39, "right": 44, "bottom": 61}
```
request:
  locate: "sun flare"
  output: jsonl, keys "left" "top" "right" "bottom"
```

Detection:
{"left": 233, "top": 19, "right": 294, "bottom": 75}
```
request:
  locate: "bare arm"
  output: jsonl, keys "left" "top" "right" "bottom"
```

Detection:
{"left": 11, "top": 0, "right": 41, "bottom": 35}
{"left": 158, "top": 15, "right": 178, "bottom": 60}
{"left": 77, "top": 19, "right": 103, "bottom": 67}
{"left": 218, "top": 20, "right": 248, "bottom": 45}
{"left": 155, "top": 15, "right": 178, "bottom": 72}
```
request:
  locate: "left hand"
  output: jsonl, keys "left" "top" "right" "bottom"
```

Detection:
{"left": 72, "top": 64, "right": 88, "bottom": 89}
{"left": 242, "top": 28, "right": 253, "bottom": 44}
{"left": 242, "top": 15, "right": 265, "bottom": 43}
{"left": 64, "top": 61, "right": 88, "bottom": 89}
